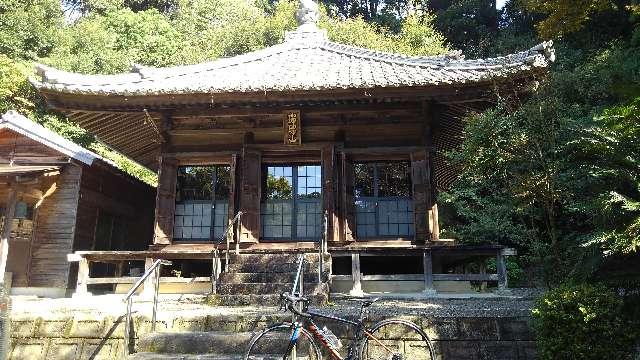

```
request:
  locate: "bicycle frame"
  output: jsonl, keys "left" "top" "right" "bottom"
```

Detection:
{"left": 285, "top": 306, "right": 384, "bottom": 360}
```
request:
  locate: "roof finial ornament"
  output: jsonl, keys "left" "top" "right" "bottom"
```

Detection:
{"left": 296, "top": 0, "right": 319, "bottom": 30}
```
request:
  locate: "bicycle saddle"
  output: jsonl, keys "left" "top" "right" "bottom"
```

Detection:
{"left": 346, "top": 297, "right": 380, "bottom": 307}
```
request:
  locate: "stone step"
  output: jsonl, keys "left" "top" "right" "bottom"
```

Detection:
{"left": 217, "top": 283, "right": 327, "bottom": 295}
{"left": 137, "top": 331, "right": 253, "bottom": 355}
{"left": 136, "top": 331, "right": 319, "bottom": 358}
{"left": 225, "top": 262, "right": 321, "bottom": 274}
{"left": 218, "top": 272, "right": 320, "bottom": 284}
{"left": 130, "top": 353, "right": 313, "bottom": 360}
{"left": 130, "top": 353, "right": 244, "bottom": 359}
{"left": 206, "top": 293, "right": 327, "bottom": 306}
{"left": 228, "top": 253, "right": 328, "bottom": 264}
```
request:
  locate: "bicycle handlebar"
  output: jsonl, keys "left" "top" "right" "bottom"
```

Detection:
{"left": 280, "top": 292, "right": 312, "bottom": 318}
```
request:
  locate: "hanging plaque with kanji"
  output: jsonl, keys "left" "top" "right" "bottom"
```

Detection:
{"left": 283, "top": 110, "right": 302, "bottom": 145}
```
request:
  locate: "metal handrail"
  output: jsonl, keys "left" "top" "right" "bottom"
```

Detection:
{"left": 291, "top": 254, "right": 305, "bottom": 296}
{"left": 318, "top": 211, "right": 328, "bottom": 283}
{"left": 210, "top": 211, "right": 243, "bottom": 294}
{"left": 122, "top": 259, "right": 172, "bottom": 358}
{"left": 221, "top": 211, "right": 243, "bottom": 271}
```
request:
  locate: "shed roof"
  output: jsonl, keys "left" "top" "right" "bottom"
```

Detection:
{"left": 0, "top": 164, "right": 61, "bottom": 176}
{"left": 31, "top": 28, "right": 554, "bottom": 97}
{"left": 0, "top": 111, "right": 101, "bottom": 166}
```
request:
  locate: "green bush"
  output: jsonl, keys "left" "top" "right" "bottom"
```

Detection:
{"left": 532, "top": 283, "right": 637, "bottom": 360}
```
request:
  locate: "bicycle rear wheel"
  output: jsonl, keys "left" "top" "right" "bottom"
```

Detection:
{"left": 359, "top": 319, "right": 435, "bottom": 360}
{"left": 245, "top": 322, "right": 322, "bottom": 360}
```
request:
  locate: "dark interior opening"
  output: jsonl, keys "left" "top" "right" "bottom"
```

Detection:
{"left": 332, "top": 256, "right": 352, "bottom": 275}
{"left": 161, "top": 260, "right": 215, "bottom": 277}
{"left": 361, "top": 256, "right": 423, "bottom": 275}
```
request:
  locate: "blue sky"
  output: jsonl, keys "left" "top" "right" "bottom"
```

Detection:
{"left": 497, "top": 0, "right": 509, "bottom": 9}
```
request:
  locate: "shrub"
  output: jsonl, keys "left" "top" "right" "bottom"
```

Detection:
{"left": 532, "top": 283, "right": 637, "bottom": 359}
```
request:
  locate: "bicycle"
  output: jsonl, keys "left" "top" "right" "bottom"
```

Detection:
{"left": 244, "top": 257, "right": 436, "bottom": 360}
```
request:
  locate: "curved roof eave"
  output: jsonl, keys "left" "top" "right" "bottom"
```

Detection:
{"left": 30, "top": 25, "right": 554, "bottom": 99}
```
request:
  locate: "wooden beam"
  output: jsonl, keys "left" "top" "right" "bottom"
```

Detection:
{"left": 0, "top": 186, "right": 17, "bottom": 285}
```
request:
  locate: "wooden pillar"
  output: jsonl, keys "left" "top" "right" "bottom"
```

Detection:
{"left": 321, "top": 146, "right": 339, "bottom": 242}
{"left": 0, "top": 186, "right": 17, "bottom": 285}
{"left": 410, "top": 150, "right": 430, "bottom": 243}
{"left": 340, "top": 153, "right": 355, "bottom": 242}
{"left": 426, "top": 102, "right": 440, "bottom": 241}
{"left": 153, "top": 156, "right": 178, "bottom": 245}
{"left": 423, "top": 250, "right": 436, "bottom": 295}
{"left": 228, "top": 153, "right": 239, "bottom": 236}
{"left": 239, "top": 147, "right": 261, "bottom": 243}
{"left": 350, "top": 253, "right": 363, "bottom": 296}
{"left": 142, "top": 258, "right": 157, "bottom": 299}
{"left": 73, "top": 258, "right": 90, "bottom": 297}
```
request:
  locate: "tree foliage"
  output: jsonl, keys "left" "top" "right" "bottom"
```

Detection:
{"left": 532, "top": 283, "right": 638, "bottom": 359}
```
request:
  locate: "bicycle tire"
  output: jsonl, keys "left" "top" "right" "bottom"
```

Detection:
{"left": 245, "top": 322, "right": 322, "bottom": 360}
{"left": 358, "top": 319, "right": 435, "bottom": 360}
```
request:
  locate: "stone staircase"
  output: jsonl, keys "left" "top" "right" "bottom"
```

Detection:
{"left": 129, "top": 252, "right": 330, "bottom": 359}
{"left": 209, "top": 252, "right": 331, "bottom": 306}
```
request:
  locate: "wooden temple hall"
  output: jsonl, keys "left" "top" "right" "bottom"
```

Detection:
{"left": 31, "top": 2, "right": 555, "bottom": 297}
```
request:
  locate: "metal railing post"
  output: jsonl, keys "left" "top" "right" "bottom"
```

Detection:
{"left": 291, "top": 254, "right": 304, "bottom": 295}
{"left": 235, "top": 212, "right": 241, "bottom": 255}
{"left": 151, "top": 265, "right": 161, "bottom": 332}
{"left": 211, "top": 248, "right": 220, "bottom": 294}
{"left": 122, "top": 259, "right": 171, "bottom": 358}
{"left": 123, "top": 296, "right": 133, "bottom": 358}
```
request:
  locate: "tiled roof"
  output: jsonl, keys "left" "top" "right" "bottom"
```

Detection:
{"left": 31, "top": 27, "right": 555, "bottom": 96}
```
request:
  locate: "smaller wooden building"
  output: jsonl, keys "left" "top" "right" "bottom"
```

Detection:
{"left": 0, "top": 111, "right": 155, "bottom": 297}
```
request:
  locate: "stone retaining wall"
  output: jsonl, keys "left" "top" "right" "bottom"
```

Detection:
{"left": 9, "top": 311, "right": 536, "bottom": 359}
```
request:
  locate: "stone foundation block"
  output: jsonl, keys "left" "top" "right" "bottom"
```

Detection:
{"left": 498, "top": 317, "right": 532, "bottom": 341}
{"left": 38, "top": 319, "right": 73, "bottom": 338}
{"left": 10, "top": 340, "right": 49, "bottom": 360}
{"left": 69, "top": 319, "right": 106, "bottom": 338}
{"left": 46, "top": 341, "right": 79, "bottom": 360}
{"left": 458, "top": 318, "right": 499, "bottom": 340}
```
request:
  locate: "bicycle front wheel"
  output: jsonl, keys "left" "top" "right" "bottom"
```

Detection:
{"left": 359, "top": 319, "right": 435, "bottom": 360}
{"left": 245, "top": 322, "right": 322, "bottom": 360}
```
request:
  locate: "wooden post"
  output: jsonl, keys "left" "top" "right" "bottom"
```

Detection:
{"left": 74, "top": 258, "right": 90, "bottom": 297}
{"left": 350, "top": 253, "right": 363, "bottom": 296}
{"left": 428, "top": 203, "right": 440, "bottom": 241}
{"left": 496, "top": 249, "right": 509, "bottom": 293}
{"left": 228, "top": 153, "right": 239, "bottom": 241}
{"left": 239, "top": 147, "right": 261, "bottom": 243}
{"left": 153, "top": 156, "right": 178, "bottom": 245}
{"left": 340, "top": 153, "right": 355, "bottom": 242}
{"left": 423, "top": 250, "right": 436, "bottom": 295}
{"left": 321, "top": 145, "right": 339, "bottom": 242}
{"left": 0, "top": 186, "right": 17, "bottom": 287}
{"left": 143, "top": 258, "right": 157, "bottom": 300}
{"left": 425, "top": 101, "right": 440, "bottom": 241}
{"left": 410, "top": 150, "right": 429, "bottom": 243}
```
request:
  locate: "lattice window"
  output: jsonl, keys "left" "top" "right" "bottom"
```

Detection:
{"left": 354, "top": 162, "right": 414, "bottom": 239}
{"left": 262, "top": 165, "right": 321, "bottom": 240}
{"left": 174, "top": 165, "right": 230, "bottom": 241}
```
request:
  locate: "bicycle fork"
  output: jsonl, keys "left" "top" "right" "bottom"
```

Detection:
{"left": 284, "top": 323, "right": 302, "bottom": 360}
